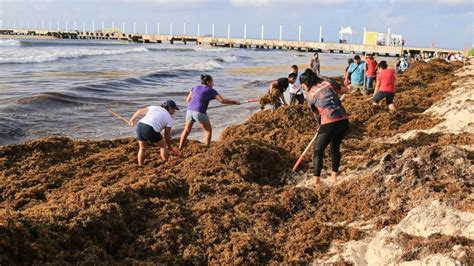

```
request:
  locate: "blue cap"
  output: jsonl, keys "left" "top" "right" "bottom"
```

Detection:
{"left": 163, "top": 99, "right": 179, "bottom": 110}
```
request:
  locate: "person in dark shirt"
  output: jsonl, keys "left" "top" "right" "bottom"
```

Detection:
{"left": 259, "top": 73, "right": 297, "bottom": 110}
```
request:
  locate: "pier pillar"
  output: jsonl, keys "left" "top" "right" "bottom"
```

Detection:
{"left": 319, "top": 26, "right": 322, "bottom": 42}
{"left": 298, "top": 25, "right": 302, "bottom": 42}
{"left": 279, "top": 25, "right": 282, "bottom": 41}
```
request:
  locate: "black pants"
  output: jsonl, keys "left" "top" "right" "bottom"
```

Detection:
{"left": 313, "top": 119, "right": 349, "bottom": 176}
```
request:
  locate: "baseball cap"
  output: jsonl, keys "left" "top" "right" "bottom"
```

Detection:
{"left": 163, "top": 99, "right": 179, "bottom": 110}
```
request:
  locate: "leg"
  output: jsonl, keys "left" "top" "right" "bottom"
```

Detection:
{"left": 179, "top": 120, "right": 194, "bottom": 149}
{"left": 289, "top": 93, "right": 295, "bottom": 105}
{"left": 313, "top": 131, "right": 331, "bottom": 187}
{"left": 366, "top": 77, "right": 374, "bottom": 94}
{"left": 137, "top": 141, "right": 148, "bottom": 166}
{"left": 156, "top": 139, "right": 169, "bottom": 161}
{"left": 388, "top": 103, "right": 396, "bottom": 112}
{"left": 200, "top": 120, "right": 213, "bottom": 146}
{"left": 372, "top": 91, "right": 384, "bottom": 105}
{"left": 386, "top": 93, "right": 396, "bottom": 112}
{"left": 329, "top": 120, "right": 348, "bottom": 183}
{"left": 297, "top": 94, "right": 305, "bottom": 104}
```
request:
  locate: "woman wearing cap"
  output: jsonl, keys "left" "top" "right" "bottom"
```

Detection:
{"left": 128, "top": 100, "right": 181, "bottom": 165}
{"left": 300, "top": 69, "right": 350, "bottom": 188}
{"left": 179, "top": 74, "right": 240, "bottom": 148}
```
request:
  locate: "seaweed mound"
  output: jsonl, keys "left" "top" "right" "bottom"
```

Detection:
{"left": 0, "top": 59, "right": 472, "bottom": 264}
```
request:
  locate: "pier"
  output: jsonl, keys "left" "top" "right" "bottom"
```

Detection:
{"left": 0, "top": 28, "right": 462, "bottom": 58}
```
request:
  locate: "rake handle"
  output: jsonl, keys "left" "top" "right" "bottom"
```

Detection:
{"left": 292, "top": 130, "right": 319, "bottom": 172}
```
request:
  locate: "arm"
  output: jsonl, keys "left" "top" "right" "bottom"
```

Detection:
{"left": 339, "top": 86, "right": 350, "bottom": 94}
{"left": 329, "top": 80, "right": 349, "bottom": 95}
{"left": 280, "top": 94, "right": 287, "bottom": 105}
{"left": 374, "top": 76, "right": 381, "bottom": 95}
{"left": 186, "top": 91, "right": 193, "bottom": 103}
{"left": 216, "top": 94, "right": 240, "bottom": 105}
{"left": 268, "top": 80, "right": 278, "bottom": 92}
{"left": 164, "top": 127, "right": 181, "bottom": 156}
{"left": 164, "top": 127, "right": 172, "bottom": 149}
{"left": 129, "top": 107, "right": 148, "bottom": 126}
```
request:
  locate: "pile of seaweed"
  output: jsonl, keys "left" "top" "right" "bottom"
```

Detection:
{"left": 0, "top": 59, "right": 472, "bottom": 264}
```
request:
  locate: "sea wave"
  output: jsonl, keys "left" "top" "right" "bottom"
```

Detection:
{"left": 194, "top": 46, "right": 228, "bottom": 52}
{"left": 215, "top": 55, "right": 240, "bottom": 63}
{"left": 241, "top": 79, "right": 272, "bottom": 89}
{"left": 0, "top": 47, "right": 150, "bottom": 64}
{"left": 16, "top": 92, "right": 108, "bottom": 110}
{"left": 181, "top": 59, "right": 224, "bottom": 71}
{"left": 0, "top": 39, "right": 21, "bottom": 47}
{"left": 0, "top": 118, "right": 25, "bottom": 145}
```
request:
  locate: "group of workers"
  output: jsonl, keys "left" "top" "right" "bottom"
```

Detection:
{"left": 128, "top": 52, "right": 397, "bottom": 188}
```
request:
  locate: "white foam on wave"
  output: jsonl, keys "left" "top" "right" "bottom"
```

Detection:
{"left": 219, "top": 55, "right": 239, "bottom": 62}
{"left": 194, "top": 46, "right": 228, "bottom": 53}
{"left": 0, "top": 39, "right": 21, "bottom": 47}
{"left": 0, "top": 47, "right": 149, "bottom": 64}
{"left": 181, "top": 59, "right": 224, "bottom": 71}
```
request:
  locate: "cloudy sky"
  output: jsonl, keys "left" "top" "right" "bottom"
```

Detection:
{"left": 0, "top": 0, "right": 472, "bottom": 49}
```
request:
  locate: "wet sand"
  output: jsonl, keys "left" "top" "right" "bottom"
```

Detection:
{"left": 0, "top": 58, "right": 472, "bottom": 264}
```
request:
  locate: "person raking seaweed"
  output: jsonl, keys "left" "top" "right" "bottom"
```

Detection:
{"left": 179, "top": 74, "right": 240, "bottom": 148}
{"left": 259, "top": 73, "right": 297, "bottom": 110}
{"left": 128, "top": 100, "right": 181, "bottom": 165}
{"left": 299, "top": 69, "right": 350, "bottom": 188}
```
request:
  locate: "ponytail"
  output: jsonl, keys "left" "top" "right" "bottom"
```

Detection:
{"left": 201, "top": 74, "right": 213, "bottom": 85}
{"left": 299, "top": 68, "right": 323, "bottom": 89}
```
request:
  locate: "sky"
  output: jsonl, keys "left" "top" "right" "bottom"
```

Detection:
{"left": 0, "top": 0, "right": 472, "bottom": 49}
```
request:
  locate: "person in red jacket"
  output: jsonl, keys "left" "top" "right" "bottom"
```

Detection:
{"left": 365, "top": 54, "right": 378, "bottom": 94}
{"left": 372, "top": 60, "right": 396, "bottom": 112}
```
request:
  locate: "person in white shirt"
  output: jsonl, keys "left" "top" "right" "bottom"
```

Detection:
{"left": 128, "top": 100, "right": 181, "bottom": 165}
{"left": 288, "top": 65, "right": 304, "bottom": 105}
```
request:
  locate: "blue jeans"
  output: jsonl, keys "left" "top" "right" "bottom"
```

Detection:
{"left": 366, "top": 76, "right": 375, "bottom": 93}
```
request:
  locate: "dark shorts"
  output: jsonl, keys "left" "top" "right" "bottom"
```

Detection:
{"left": 373, "top": 91, "right": 395, "bottom": 105}
{"left": 136, "top": 122, "right": 163, "bottom": 144}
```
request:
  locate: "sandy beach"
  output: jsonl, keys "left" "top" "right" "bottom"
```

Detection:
{"left": 0, "top": 58, "right": 473, "bottom": 264}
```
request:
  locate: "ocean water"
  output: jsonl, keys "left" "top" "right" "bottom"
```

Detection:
{"left": 0, "top": 38, "right": 351, "bottom": 146}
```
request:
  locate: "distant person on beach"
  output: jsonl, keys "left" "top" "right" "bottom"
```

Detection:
{"left": 345, "top": 55, "right": 366, "bottom": 95}
{"left": 299, "top": 69, "right": 350, "bottom": 188}
{"left": 128, "top": 100, "right": 181, "bottom": 165}
{"left": 179, "top": 74, "right": 240, "bottom": 148}
{"left": 343, "top": 58, "right": 354, "bottom": 87}
{"left": 310, "top": 53, "right": 321, "bottom": 76}
{"left": 399, "top": 57, "right": 409, "bottom": 73}
{"left": 289, "top": 65, "right": 304, "bottom": 105}
{"left": 372, "top": 60, "right": 396, "bottom": 112}
{"left": 259, "top": 73, "right": 297, "bottom": 110}
{"left": 365, "top": 55, "right": 378, "bottom": 93}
